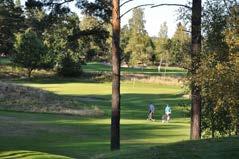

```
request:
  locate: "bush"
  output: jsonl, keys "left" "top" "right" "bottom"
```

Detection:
{"left": 57, "top": 55, "right": 82, "bottom": 77}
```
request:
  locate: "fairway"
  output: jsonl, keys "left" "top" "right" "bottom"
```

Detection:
{"left": 0, "top": 80, "right": 190, "bottom": 158}
{"left": 82, "top": 62, "right": 187, "bottom": 76}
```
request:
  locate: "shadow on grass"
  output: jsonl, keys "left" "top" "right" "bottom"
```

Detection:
{"left": 0, "top": 110, "right": 190, "bottom": 159}
{"left": 0, "top": 81, "right": 190, "bottom": 158}
{"left": 108, "top": 136, "right": 239, "bottom": 159}
{"left": 0, "top": 89, "right": 190, "bottom": 118}
{"left": 8, "top": 72, "right": 108, "bottom": 84}
{"left": 56, "top": 93, "right": 190, "bottom": 119}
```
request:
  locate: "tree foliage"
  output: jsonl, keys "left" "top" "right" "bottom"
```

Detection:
{"left": 0, "top": 0, "right": 24, "bottom": 55}
{"left": 155, "top": 22, "right": 169, "bottom": 66}
{"left": 43, "top": 13, "right": 83, "bottom": 76}
{"left": 2, "top": 0, "right": 110, "bottom": 77}
{"left": 170, "top": 22, "right": 191, "bottom": 68}
{"left": 13, "top": 28, "right": 46, "bottom": 77}
{"left": 76, "top": 0, "right": 111, "bottom": 23}
{"left": 80, "top": 15, "right": 110, "bottom": 62}
{"left": 198, "top": 0, "right": 239, "bottom": 138}
{"left": 125, "top": 8, "right": 154, "bottom": 66}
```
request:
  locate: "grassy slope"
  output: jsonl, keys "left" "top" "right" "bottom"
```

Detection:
{"left": 106, "top": 137, "right": 239, "bottom": 159}
{"left": 0, "top": 81, "right": 190, "bottom": 159}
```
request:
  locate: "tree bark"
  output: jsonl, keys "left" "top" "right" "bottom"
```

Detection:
{"left": 190, "top": 0, "right": 202, "bottom": 140}
{"left": 27, "top": 68, "right": 32, "bottom": 78}
{"left": 111, "top": 0, "right": 121, "bottom": 151}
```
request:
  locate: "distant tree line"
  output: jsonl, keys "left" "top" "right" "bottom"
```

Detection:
{"left": 120, "top": 8, "right": 191, "bottom": 69}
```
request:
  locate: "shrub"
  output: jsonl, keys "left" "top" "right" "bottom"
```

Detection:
{"left": 57, "top": 54, "right": 82, "bottom": 77}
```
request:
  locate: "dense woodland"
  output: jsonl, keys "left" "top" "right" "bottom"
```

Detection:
{"left": 0, "top": 0, "right": 239, "bottom": 152}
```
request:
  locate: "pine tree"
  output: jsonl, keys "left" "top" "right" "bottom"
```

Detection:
{"left": 155, "top": 22, "right": 169, "bottom": 69}
{"left": 171, "top": 22, "right": 190, "bottom": 67}
{"left": 0, "top": 0, "right": 24, "bottom": 55}
{"left": 13, "top": 28, "right": 46, "bottom": 78}
{"left": 126, "top": 8, "right": 154, "bottom": 66}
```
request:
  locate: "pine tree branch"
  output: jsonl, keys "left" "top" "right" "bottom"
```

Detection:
{"left": 223, "top": 0, "right": 232, "bottom": 16}
{"left": 234, "top": 0, "right": 238, "bottom": 5}
{"left": 151, "top": 4, "right": 192, "bottom": 10}
{"left": 183, "top": 29, "right": 191, "bottom": 33}
{"left": 120, "top": 0, "right": 134, "bottom": 7}
{"left": 120, "top": 4, "right": 154, "bottom": 18}
{"left": 45, "top": 0, "right": 74, "bottom": 6}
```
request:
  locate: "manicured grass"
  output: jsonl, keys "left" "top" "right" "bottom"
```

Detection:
{"left": 1, "top": 109, "right": 238, "bottom": 159}
{"left": 0, "top": 57, "right": 11, "bottom": 65}
{"left": 0, "top": 111, "right": 190, "bottom": 159}
{"left": 0, "top": 80, "right": 191, "bottom": 158}
{"left": 82, "top": 62, "right": 187, "bottom": 76}
{"left": 21, "top": 81, "right": 189, "bottom": 118}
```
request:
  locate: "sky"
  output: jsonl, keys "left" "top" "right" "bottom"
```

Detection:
{"left": 120, "top": 0, "right": 190, "bottom": 37}
{"left": 20, "top": 0, "right": 190, "bottom": 37}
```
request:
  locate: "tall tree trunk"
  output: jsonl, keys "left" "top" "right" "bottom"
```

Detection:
{"left": 111, "top": 0, "right": 121, "bottom": 151}
{"left": 190, "top": 0, "right": 202, "bottom": 140}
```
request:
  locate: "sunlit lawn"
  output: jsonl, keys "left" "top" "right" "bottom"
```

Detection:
{"left": 0, "top": 80, "right": 190, "bottom": 158}
{"left": 82, "top": 62, "right": 187, "bottom": 76}
{"left": 0, "top": 57, "right": 11, "bottom": 65}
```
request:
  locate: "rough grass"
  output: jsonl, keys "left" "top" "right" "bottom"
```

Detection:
{"left": 0, "top": 65, "right": 55, "bottom": 79}
{"left": 0, "top": 81, "right": 103, "bottom": 116}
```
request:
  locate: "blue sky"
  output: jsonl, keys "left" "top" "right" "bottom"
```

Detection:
{"left": 20, "top": 0, "right": 191, "bottom": 37}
